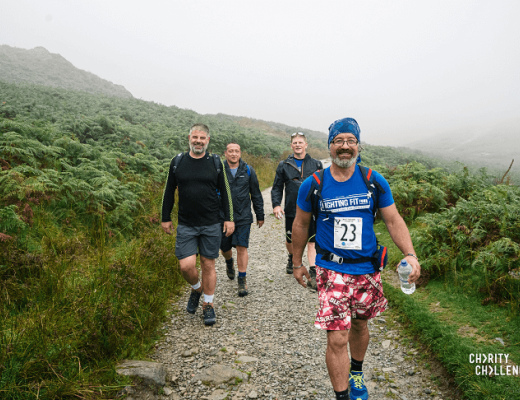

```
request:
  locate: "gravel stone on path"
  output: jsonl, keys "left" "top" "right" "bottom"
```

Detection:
{"left": 132, "top": 187, "right": 456, "bottom": 400}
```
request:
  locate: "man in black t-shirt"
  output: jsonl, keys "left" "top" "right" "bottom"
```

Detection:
{"left": 161, "top": 123, "right": 235, "bottom": 326}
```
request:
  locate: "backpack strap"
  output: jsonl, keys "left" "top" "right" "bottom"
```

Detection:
{"left": 246, "top": 164, "right": 251, "bottom": 177}
{"left": 173, "top": 152, "right": 223, "bottom": 175}
{"left": 315, "top": 242, "right": 388, "bottom": 273}
{"left": 309, "top": 166, "right": 389, "bottom": 274}
{"left": 172, "top": 152, "right": 185, "bottom": 173}
{"left": 305, "top": 169, "right": 326, "bottom": 223}
{"left": 216, "top": 154, "right": 233, "bottom": 222}
{"left": 211, "top": 153, "right": 221, "bottom": 174}
{"left": 358, "top": 165, "right": 386, "bottom": 217}
{"left": 305, "top": 170, "right": 324, "bottom": 202}
{"left": 315, "top": 243, "right": 373, "bottom": 264}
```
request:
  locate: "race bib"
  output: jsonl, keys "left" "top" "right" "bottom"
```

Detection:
{"left": 334, "top": 217, "right": 362, "bottom": 250}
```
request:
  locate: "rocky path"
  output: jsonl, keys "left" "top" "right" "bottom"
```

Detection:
{"left": 122, "top": 187, "right": 455, "bottom": 400}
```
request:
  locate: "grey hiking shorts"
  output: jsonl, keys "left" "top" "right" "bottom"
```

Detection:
{"left": 175, "top": 223, "right": 221, "bottom": 260}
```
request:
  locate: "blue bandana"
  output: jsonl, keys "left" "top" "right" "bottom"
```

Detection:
{"left": 328, "top": 118, "right": 361, "bottom": 163}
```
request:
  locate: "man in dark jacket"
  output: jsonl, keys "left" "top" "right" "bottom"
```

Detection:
{"left": 271, "top": 132, "right": 323, "bottom": 286}
{"left": 220, "top": 143, "right": 264, "bottom": 297}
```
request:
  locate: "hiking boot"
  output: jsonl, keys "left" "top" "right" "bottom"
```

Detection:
{"left": 308, "top": 266, "right": 317, "bottom": 290}
{"left": 202, "top": 302, "right": 216, "bottom": 326}
{"left": 286, "top": 255, "right": 293, "bottom": 274}
{"left": 226, "top": 258, "right": 235, "bottom": 280}
{"left": 186, "top": 289, "right": 202, "bottom": 314}
{"left": 349, "top": 371, "right": 368, "bottom": 400}
{"left": 237, "top": 276, "right": 248, "bottom": 297}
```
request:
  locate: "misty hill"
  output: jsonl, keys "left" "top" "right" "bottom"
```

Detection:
{"left": 0, "top": 45, "right": 133, "bottom": 99}
{"left": 212, "top": 114, "right": 328, "bottom": 143}
{"left": 0, "top": 45, "right": 328, "bottom": 150}
{"left": 406, "top": 121, "right": 519, "bottom": 178}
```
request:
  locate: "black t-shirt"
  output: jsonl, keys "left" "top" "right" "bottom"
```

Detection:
{"left": 161, "top": 152, "right": 231, "bottom": 226}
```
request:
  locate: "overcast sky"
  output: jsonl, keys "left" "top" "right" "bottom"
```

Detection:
{"left": 1, "top": 1, "right": 519, "bottom": 146}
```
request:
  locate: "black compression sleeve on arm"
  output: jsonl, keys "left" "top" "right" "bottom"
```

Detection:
{"left": 161, "top": 160, "right": 177, "bottom": 222}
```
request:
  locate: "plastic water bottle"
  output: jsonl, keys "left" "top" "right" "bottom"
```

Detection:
{"left": 398, "top": 259, "right": 416, "bottom": 294}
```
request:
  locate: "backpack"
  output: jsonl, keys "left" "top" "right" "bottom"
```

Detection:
{"left": 229, "top": 161, "right": 251, "bottom": 178}
{"left": 305, "top": 165, "right": 388, "bottom": 273}
{"left": 172, "top": 151, "right": 221, "bottom": 174}
{"left": 173, "top": 153, "right": 250, "bottom": 177}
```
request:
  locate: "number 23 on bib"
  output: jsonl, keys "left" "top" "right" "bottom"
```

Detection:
{"left": 334, "top": 217, "right": 362, "bottom": 250}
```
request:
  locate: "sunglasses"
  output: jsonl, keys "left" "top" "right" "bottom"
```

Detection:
{"left": 291, "top": 132, "right": 305, "bottom": 137}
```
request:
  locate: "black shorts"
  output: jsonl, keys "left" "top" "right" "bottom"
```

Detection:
{"left": 285, "top": 217, "right": 316, "bottom": 244}
{"left": 220, "top": 224, "right": 251, "bottom": 252}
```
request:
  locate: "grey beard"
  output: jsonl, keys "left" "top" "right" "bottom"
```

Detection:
{"left": 331, "top": 155, "right": 357, "bottom": 168}
{"left": 190, "top": 142, "right": 208, "bottom": 155}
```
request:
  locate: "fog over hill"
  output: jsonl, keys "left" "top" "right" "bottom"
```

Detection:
{"left": 1, "top": 44, "right": 517, "bottom": 181}
{"left": 0, "top": 45, "right": 133, "bottom": 98}
{"left": 210, "top": 114, "right": 328, "bottom": 143}
{"left": 406, "top": 118, "right": 519, "bottom": 177}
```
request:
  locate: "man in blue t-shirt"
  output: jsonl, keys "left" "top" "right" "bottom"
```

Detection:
{"left": 291, "top": 118, "right": 421, "bottom": 400}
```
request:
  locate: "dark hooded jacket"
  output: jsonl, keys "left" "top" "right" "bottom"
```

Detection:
{"left": 219, "top": 159, "right": 264, "bottom": 226}
{"left": 271, "top": 154, "right": 323, "bottom": 218}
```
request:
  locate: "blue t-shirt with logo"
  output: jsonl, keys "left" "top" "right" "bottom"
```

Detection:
{"left": 297, "top": 166, "right": 394, "bottom": 274}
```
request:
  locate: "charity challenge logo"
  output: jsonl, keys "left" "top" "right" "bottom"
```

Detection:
{"left": 320, "top": 194, "right": 370, "bottom": 213}
{"left": 469, "top": 353, "right": 518, "bottom": 376}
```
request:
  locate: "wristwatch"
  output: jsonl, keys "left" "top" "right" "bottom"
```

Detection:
{"left": 293, "top": 264, "right": 304, "bottom": 269}
{"left": 406, "top": 253, "right": 418, "bottom": 261}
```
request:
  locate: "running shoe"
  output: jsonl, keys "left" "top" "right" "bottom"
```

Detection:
{"left": 308, "top": 266, "right": 317, "bottom": 290}
{"left": 226, "top": 258, "right": 235, "bottom": 280}
{"left": 286, "top": 255, "right": 293, "bottom": 274}
{"left": 349, "top": 371, "right": 369, "bottom": 400}
{"left": 186, "top": 289, "right": 202, "bottom": 314}
{"left": 202, "top": 302, "right": 216, "bottom": 326}
{"left": 237, "top": 276, "right": 248, "bottom": 297}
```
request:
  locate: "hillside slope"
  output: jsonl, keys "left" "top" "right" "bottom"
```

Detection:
{"left": 406, "top": 121, "right": 519, "bottom": 177}
{"left": 0, "top": 45, "right": 133, "bottom": 99}
{"left": 213, "top": 114, "right": 328, "bottom": 143}
{"left": 0, "top": 80, "right": 329, "bottom": 162}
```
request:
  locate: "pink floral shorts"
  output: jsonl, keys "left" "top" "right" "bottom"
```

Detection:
{"left": 314, "top": 266, "right": 388, "bottom": 331}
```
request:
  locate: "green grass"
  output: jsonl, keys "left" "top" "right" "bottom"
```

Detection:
{"left": 0, "top": 185, "right": 186, "bottom": 399}
{"left": 412, "top": 279, "right": 520, "bottom": 359}
{"left": 376, "top": 220, "right": 520, "bottom": 399}
{"left": 384, "top": 283, "right": 519, "bottom": 399}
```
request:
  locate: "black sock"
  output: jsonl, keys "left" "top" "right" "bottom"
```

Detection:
{"left": 335, "top": 388, "right": 349, "bottom": 399}
{"left": 226, "top": 257, "right": 233, "bottom": 266}
{"left": 351, "top": 357, "right": 363, "bottom": 372}
{"left": 288, "top": 254, "right": 293, "bottom": 259}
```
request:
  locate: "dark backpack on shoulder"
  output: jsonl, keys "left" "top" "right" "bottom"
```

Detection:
{"left": 172, "top": 151, "right": 222, "bottom": 174}
{"left": 172, "top": 152, "right": 229, "bottom": 207}
{"left": 305, "top": 165, "right": 388, "bottom": 273}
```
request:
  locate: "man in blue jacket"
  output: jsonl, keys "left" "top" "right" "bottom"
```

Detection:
{"left": 220, "top": 143, "right": 265, "bottom": 297}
